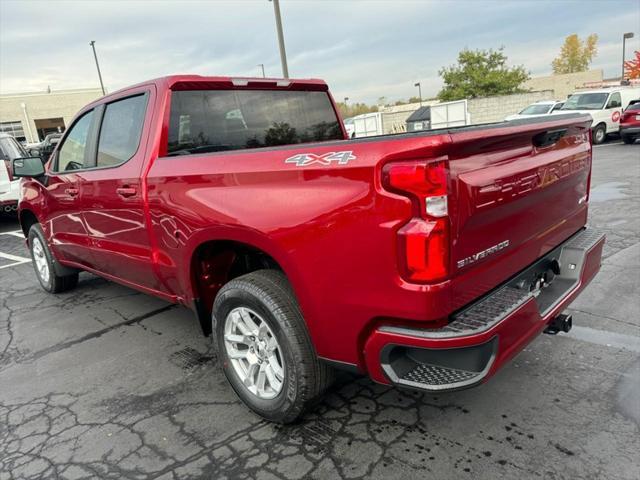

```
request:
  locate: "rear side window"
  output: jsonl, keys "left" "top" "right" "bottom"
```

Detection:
{"left": 167, "top": 89, "right": 342, "bottom": 156}
{"left": 97, "top": 94, "right": 147, "bottom": 167}
{"left": 57, "top": 110, "right": 94, "bottom": 172}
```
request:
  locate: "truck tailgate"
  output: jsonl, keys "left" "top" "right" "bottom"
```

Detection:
{"left": 446, "top": 115, "right": 592, "bottom": 309}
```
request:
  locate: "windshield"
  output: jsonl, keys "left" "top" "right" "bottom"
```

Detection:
{"left": 0, "top": 136, "right": 28, "bottom": 161}
{"left": 167, "top": 89, "right": 343, "bottom": 155}
{"left": 561, "top": 93, "right": 609, "bottom": 111}
{"left": 519, "top": 104, "right": 552, "bottom": 115}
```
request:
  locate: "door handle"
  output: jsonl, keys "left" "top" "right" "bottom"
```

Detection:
{"left": 65, "top": 188, "right": 79, "bottom": 197}
{"left": 116, "top": 187, "right": 137, "bottom": 198}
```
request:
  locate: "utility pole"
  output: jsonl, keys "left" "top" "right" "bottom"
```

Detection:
{"left": 414, "top": 82, "right": 422, "bottom": 106}
{"left": 258, "top": 64, "right": 266, "bottom": 78}
{"left": 622, "top": 32, "right": 634, "bottom": 82}
{"left": 270, "top": 0, "right": 289, "bottom": 78}
{"left": 89, "top": 41, "right": 106, "bottom": 95}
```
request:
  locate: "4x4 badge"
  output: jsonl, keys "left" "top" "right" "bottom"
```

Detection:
{"left": 285, "top": 151, "right": 355, "bottom": 167}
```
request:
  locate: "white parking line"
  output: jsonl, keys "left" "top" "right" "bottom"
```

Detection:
{"left": 0, "top": 230, "right": 24, "bottom": 238}
{"left": 0, "top": 251, "right": 31, "bottom": 269}
{"left": 593, "top": 142, "right": 623, "bottom": 148}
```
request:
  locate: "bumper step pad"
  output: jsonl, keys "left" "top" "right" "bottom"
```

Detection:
{"left": 402, "top": 363, "right": 478, "bottom": 386}
{"left": 433, "top": 286, "right": 532, "bottom": 338}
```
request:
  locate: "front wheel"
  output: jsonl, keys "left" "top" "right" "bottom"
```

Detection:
{"left": 592, "top": 124, "right": 607, "bottom": 145}
{"left": 212, "top": 270, "right": 334, "bottom": 423}
{"left": 28, "top": 224, "right": 78, "bottom": 293}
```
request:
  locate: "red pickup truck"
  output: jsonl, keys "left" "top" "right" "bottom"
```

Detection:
{"left": 13, "top": 75, "right": 604, "bottom": 423}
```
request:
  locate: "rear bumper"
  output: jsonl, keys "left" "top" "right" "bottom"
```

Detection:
{"left": 620, "top": 126, "right": 640, "bottom": 136}
{"left": 364, "top": 227, "right": 605, "bottom": 392}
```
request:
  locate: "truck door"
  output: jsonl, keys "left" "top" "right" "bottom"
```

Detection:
{"left": 78, "top": 87, "right": 165, "bottom": 292}
{"left": 45, "top": 109, "right": 97, "bottom": 267}
{"left": 605, "top": 92, "right": 623, "bottom": 134}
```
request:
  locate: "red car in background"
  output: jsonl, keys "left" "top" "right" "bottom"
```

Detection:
{"left": 620, "top": 99, "right": 640, "bottom": 144}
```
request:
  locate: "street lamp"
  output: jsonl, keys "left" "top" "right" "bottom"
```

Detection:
{"left": 269, "top": 0, "right": 289, "bottom": 78}
{"left": 89, "top": 41, "right": 106, "bottom": 95}
{"left": 414, "top": 82, "right": 422, "bottom": 106}
{"left": 258, "top": 64, "right": 266, "bottom": 78}
{"left": 622, "top": 32, "right": 634, "bottom": 82}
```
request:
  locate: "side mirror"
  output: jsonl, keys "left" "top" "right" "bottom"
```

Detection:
{"left": 12, "top": 157, "right": 45, "bottom": 178}
{"left": 28, "top": 148, "right": 41, "bottom": 156}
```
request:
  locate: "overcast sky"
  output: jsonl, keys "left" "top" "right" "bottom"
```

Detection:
{"left": 1, "top": 0, "right": 639, "bottom": 103}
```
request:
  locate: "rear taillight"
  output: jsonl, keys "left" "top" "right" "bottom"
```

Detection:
{"left": 382, "top": 160, "right": 450, "bottom": 283}
{"left": 4, "top": 160, "right": 13, "bottom": 181}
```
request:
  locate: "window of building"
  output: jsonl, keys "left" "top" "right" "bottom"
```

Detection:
{"left": 0, "top": 121, "right": 26, "bottom": 142}
{"left": 97, "top": 94, "right": 148, "bottom": 167}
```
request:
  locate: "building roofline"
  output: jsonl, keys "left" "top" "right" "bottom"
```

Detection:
{"left": 0, "top": 87, "right": 105, "bottom": 98}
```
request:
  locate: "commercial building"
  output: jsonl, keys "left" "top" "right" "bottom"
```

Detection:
{"left": 522, "top": 69, "right": 604, "bottom": 100}
{"left": 0, "top": 88, "right": 103, "bottom": 143}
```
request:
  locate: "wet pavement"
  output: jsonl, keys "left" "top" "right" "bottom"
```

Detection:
{"left": 1, "top": 143, "right": 639, "bottom": 479}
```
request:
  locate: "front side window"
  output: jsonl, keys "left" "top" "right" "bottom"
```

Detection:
{"left": 606, "top": 92, "right": 622, "bottom": 109}
{"left": 167, "top": 89, "right": 342, "bottom": 156}
{"left": 97, "top": 94, "right": 148, "bottom": 167}
{"left": 57, "top": 110, "right": 94, "bottom": 172}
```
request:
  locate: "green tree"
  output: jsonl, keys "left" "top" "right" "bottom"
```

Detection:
{"left": 552, "top": 34, "right": 598, "bottom": 74}
{"left": 335, "top": 102, "right": 378, "bottom": 119}
{"left": 437, "top": 47, "right": 530, "bottom": 101}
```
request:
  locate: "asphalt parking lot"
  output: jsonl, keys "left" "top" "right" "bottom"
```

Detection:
{"left": 1, "top": 142, "right": 639, "bottom": 480}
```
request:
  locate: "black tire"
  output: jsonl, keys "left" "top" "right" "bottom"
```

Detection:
{"left": 28, "top": 224, "right": 79, "bottom": 293}
{"left": 212, "top": 269, "right": 334, "bottom": 423}
{"left": 592, "top": 123, "right": 607, "bottom": 145}
{"left": 621, "top": 134, "right": 636, "bottom": 144}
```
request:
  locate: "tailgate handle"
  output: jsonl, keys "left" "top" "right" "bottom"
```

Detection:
{"left": 533, "top": 128, "right": 567, "bottom": 148}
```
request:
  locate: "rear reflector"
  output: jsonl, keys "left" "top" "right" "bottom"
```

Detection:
{"left": 398, "top": 218, "right": 449, "bottom": 282}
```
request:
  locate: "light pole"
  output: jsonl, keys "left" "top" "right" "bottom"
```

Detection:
{"left": 622, "top": 32, "right": 634, "bottom": 82}
{"left": 258, "top": 63, "right": 266, "bottom": 78}
{"left": 414, "top": 82, "right": 422, "bottom": 106}
{"left": 269, "top": 0, "right": 289, "bottom": 78}
{"left": 89, "top": 41, "right": 106, "bottom": 95}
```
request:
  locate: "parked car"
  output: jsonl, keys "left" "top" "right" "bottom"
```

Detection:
{"left": 505, "top": 100, "right": 564, "bottom": 121}
{"left": 13, "top": 75, "right": 604, "bottom": 423}
{"left": 555, "top": 87, "right": 640, "bottom": 144}
{"left": 0, "top": 132, "right": 29, "bottom": 214}
{"left": 620, "top": 99, "right": 640, "bottom": 144}
{"left": 343, "top": 117, "right": 355, "bottom": 138}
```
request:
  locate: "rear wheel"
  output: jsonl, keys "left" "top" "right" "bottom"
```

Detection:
{"left": 28, "top": 224, "right": 78, "bottom": 293}
{"left": 592, "top": 124, "right": 607, "bottom": 145}
{"left": 212, "top": 269, "right": 334, "bottom": 423}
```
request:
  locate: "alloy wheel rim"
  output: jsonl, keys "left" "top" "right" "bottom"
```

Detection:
{"left": 223, "top": 306, "right": 285, "bottom": 400}
{"left": 32, "top": 237, "right": 50, "bottom": 284}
